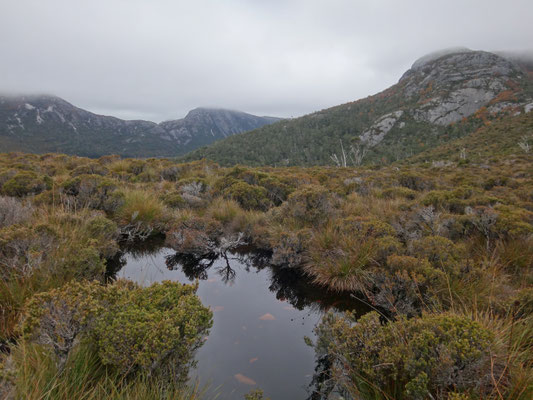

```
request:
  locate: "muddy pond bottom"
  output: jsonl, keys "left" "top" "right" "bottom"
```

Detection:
{"left": 110, "top": 244, "right": 364, "bottom": 399}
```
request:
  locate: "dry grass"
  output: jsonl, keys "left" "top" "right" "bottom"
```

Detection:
{"left": 304, "top": 224, "right": 376, "bottom": 292}
{"left": 6, "top": 342, "right": 208, "bottom": 400}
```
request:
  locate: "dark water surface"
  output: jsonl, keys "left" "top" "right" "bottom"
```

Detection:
{"left": 108, "top": 240, "right": 367, "bottom": 399}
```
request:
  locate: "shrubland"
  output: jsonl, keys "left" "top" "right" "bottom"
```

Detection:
{"left": 0, "top": 112, "right": 532, "bottom": 399}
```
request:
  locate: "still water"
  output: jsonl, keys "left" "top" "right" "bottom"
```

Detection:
{"left": 108, "top": 240, "right": 367, "bottom": 399}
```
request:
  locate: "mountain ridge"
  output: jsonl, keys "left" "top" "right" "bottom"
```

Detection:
{"left": 0, "top": 94, "right": 280, "bottom": 158}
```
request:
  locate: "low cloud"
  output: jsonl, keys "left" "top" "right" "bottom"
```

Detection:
{"left": 1, "top": 0, "right": 531, "bottom": 122}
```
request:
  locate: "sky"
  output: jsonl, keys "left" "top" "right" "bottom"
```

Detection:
{"left": 1, "top": 0, "right": 532, "bottom": 122}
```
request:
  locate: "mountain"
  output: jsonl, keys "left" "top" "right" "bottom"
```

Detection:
{"left": 182, "top": 49, "right": 533, "bottom": 166}
{"left": 0, "top": 95, "right": 280, "bottom": 158}
{"left": 159, "top": 108, "right": 280, "bottom": 155}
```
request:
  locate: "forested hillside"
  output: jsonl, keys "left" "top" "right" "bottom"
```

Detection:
{"left": 183, "top": 50, "right": 533, "bottom": 166}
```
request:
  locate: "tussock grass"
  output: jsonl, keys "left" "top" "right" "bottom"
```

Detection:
{"left": 7, "top": 342, "right": 207, "bottom": 400}
{"left": 304, "top": 224, "right": 376, "bottom": 292}
{"left": 115, "top": 190, "right": 166, "bottom": 226}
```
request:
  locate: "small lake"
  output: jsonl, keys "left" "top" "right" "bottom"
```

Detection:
{"left": 107, "top": 239, "right": 368, "bottom": 399}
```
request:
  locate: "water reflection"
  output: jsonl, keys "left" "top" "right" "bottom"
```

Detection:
{"left": 107, "top": 242, "right": 368, "bottom": 399}
{"left": 164, "top": 247, "right": 365, "bottom": 314}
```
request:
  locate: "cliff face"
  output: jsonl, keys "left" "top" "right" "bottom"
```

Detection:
{"left": 0, "top": 96, "right": 280, "bottom": 158}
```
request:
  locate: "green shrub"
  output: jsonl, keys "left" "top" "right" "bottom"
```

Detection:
{"left": 162, "top": 192, "right": 187, "bottom": 209}
{"left": 493, "top": 204, "right": 533, "bottom": 237}
{"left": 513, "top": 288, "right": 533, "bottom": 319}
{"left": 94, "top": 281, "right": 212, "bottom": 381}
{"left": 86, "top": 215, "right": 118, "bottom": 242}
{"left": 1, "top": 171, "right": 50, "bottom": 197}
{"left": 283, "top": 185, "right": 336, "bottom": 227}
{"left": 244, "top": 389, "right": 270, "bottom": 400}
{"left": 398, "top": 172, "right": 434, "bottom": 191}
{"left": 71, "top": 163, "right": 109, "bottom": 177}
{"left": 0, "top": 224, "right": 57, "bottom": 279}
{"left": 0, "top": 196, "right": 34, "bottom": 228}
{"left": 62, "top": 174, "right": 117, "bottom": 209}
{"left": 410, "top": 235, "right": 462, "bottom": 273}
{"left": 223, "top": 181, "right": 269, "bottom": 211}
{"left": 160, "top": 165, "right": 182, "bottom": 181}
{"left": 380, "top": 186, "right": 417, "bottom": 200}
{"left": 51, "top": 244, "right": 107, "bottom": 281}
{"left": 22, "top": 280, "right": 212, "bottom": 382}
{"left": 374, "top": 235, "right": 403, "bottom": 264}
{"left": 177, "top": 178, "right": 208, "bottom": 194}
{"left": 314, "top": 311, "right": 501, "bottom": 400}
{"left": 270, "top": 228, "right": 311, "bottom": 268}
{"left": 127, "top": 160, "right": 146, "bottom": 175}
{"left": 421, "top": 190, "right": 455, "bottom": 208}
{"left": 258, "top": 175, "right": 293, "bottom": 205}
{"left": 22, "top": 280, "right": 111, "bottom": 365}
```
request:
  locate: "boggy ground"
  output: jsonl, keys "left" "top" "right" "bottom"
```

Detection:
{"left": 0, "top": 123, "right": 531, "bottom": 399}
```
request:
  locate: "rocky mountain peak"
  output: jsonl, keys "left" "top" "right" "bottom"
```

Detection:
{"left": 396, "top": 49, "right": 529, "bottom": 126}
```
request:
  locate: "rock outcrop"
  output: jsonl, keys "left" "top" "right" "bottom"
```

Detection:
{"left": 400, "top": 50, "right": 528, "bottom": 125}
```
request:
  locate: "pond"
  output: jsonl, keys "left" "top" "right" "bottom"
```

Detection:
{"left": 107, "top": 238, "right": 369, "bottom": 399}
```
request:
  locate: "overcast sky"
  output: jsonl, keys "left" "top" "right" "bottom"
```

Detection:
{"left": 1, "top": 0, "right": 532, "bottom": 122}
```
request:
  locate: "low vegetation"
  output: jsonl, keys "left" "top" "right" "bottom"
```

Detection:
{"left": 0, "top": 112, "right": 532, "bottom": 399}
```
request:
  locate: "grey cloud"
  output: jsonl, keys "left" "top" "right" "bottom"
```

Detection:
{"left": 1, "top": 0, "right": 532, "bottom": 122}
